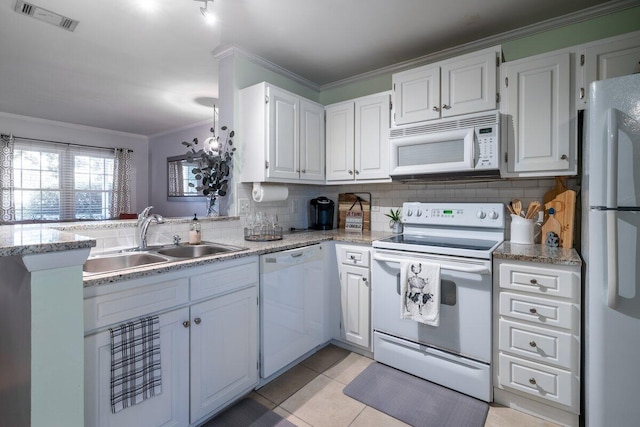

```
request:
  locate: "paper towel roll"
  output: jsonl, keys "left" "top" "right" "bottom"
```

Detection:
{"left": 252, "top": 182, "right": 289, "bottom": 203}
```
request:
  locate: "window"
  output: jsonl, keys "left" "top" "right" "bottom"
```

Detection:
{"left": 13, "top": 140, "right": 115, "bottom": 221}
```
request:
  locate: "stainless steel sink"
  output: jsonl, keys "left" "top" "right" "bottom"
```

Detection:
{"left": 83, "top": 252, "right": 169, "bottom": 275}
{"left": 156, "top": 243, "right": 245, "bottom": 258}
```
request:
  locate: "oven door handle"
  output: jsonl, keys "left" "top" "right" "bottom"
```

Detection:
{"left": 373, "top": 253, "right": 491, "bottom": 275}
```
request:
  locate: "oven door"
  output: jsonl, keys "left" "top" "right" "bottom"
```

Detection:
{"left": 372, "top": 249, "right": 492, "bottom": 363}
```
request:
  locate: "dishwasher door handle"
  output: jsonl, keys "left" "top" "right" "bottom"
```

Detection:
{"left": 373, "top": 253, "right": 491, "bottom": 275}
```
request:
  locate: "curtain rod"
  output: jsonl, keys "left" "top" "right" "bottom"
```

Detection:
{"left": 7, "top": 134, "right": 134, "bottom": 153}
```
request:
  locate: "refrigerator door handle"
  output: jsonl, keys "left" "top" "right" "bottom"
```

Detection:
{"left": 606, "top": 108, "right": 619, "bottom": 309}
{"left": 607, "top": 210, "right": 618, "bottom": 309}
{"left": 606, "top": 108, "right": 618, "bottom": 209}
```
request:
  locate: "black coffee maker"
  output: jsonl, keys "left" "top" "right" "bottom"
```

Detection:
{"left": 310, "top": 197, "right": 335, "bottom": 230}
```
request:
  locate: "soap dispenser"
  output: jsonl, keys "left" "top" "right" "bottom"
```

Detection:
{"left": 189, "top": 214, "right": 201, "bottom": 244}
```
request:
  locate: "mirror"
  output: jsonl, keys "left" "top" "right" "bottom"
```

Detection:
{"left": 167, "top": 155, "right": 202, "bottom": 198}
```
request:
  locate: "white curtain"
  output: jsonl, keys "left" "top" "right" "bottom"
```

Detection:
{"left": 0, "top": 134, "right": 15, "bottom": 222}
{"left": 110, "top": 148, "right": 133, "bottom": 218}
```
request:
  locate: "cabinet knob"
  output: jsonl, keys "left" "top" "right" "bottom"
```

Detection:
{"left": 296, "top": 169, "right": 300, "bottom": 173}
{"left": 561, "top": 154, "right": 568, "bottom": 160}
{"left": 183, "top": 321, "right": 190, "bottom": 328}
{"left": 432, "top": 106, "right": 440, "bottom": 112}
{"left": 362, "top": 277, "right": 368, "bottom": 283}
{"left": 301, "top": 169, "right": 306, "bottom": 174}
{"left": 529, "top": 341, "right": 537, "bottom": 348}
{"left": 194, "top": 317, "right": 202, "bottom": 325}
{"left": 355, "top": 170, "right": 360, "bottom": 175}
{"left": 529, "top": 378, "right": 537, "bottom": 385}
{"left": 529, "top": 307, "right": 538, "bottom": 314}
{"left": 442, "top": 104, "right": 451, "bottom": 110}
{"left": 530, "top": 278, "right": 538, "bottom": 285}
{"left": 348, "top": 170, "right": 353, "bottom": 175}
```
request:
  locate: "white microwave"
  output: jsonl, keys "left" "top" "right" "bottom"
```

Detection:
{"left": 389, "top": 111, "right": 501, "bottom": 181}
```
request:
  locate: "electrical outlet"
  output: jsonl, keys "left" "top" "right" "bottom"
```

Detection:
{"left": 238, "top": 198, "right": 250, "bottom": 214}
{"left": 291, "top": 199, "right": 299, "bottom": 213}
{"left": 371, "top": 199, "right": 380, "bottom": 212}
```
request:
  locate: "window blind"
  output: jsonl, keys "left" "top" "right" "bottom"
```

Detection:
{"left": 13, "top": 139, "right": 115, "bottom": 221}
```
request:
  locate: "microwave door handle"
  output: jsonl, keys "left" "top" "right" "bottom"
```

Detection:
{"left": 373, "top": 254, "right": 490, "bottom": 275}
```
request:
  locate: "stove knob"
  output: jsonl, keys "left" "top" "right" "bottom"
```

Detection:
{"left": 476, "top": 209, "right": 486, "bottom": 219}
{"left": 489, "top": 210, "right": 499, "bottom": 220}
{"left": 406, "top": 209, "right": 413, "bottom": 216}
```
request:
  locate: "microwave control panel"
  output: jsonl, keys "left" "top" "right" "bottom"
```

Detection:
{"left": 475, "top": 124, "right": 499, "bottom": 169}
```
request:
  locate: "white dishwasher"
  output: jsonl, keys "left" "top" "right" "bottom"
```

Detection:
{"left": 260, "top": 243, "right": 326, "bottom": 379}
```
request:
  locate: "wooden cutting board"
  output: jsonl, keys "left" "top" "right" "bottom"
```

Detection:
{"left": 542, "top": 189, "right": 576, "bottom": 248}
{"left": 543, "top": 177, "right": 567, "bottom": 205}
{"left": 338, "top": 193, "right": 371, "bottom": 231}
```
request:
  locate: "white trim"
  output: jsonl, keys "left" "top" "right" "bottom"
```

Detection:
{"left": 212, "top": 44, "right": 321, "bottom": 91}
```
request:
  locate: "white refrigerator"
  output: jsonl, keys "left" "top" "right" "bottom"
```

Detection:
{"left": 583, "top": 73, "right": 640, "bottom": 426}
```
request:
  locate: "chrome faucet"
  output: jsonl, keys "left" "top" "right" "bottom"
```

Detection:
{"left": 137, "top": 206, "right": 164, "bottom": 249}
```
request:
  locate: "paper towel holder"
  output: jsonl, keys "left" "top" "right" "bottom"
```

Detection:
{"left": 252, "top": 182, "right": 289, "bottom": 203}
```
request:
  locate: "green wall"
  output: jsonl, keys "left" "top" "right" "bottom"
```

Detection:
{"left": 317, "top": 6, "right": 640, "bottom": 105}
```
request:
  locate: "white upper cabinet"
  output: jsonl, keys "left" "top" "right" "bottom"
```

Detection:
{"left": 239, "top": 82, "right": 324, "bottom": 183}
{"left": 326, "top": 92, "right": 391, "bottom": 183}
{"left": 501, "top": 50, "right": 576, "bottom": 177}
{"left": 580, "top": 30, "right": 640, "bottom": 106}
{"left": 392, "top": 46, "right": 500, "bottom": 126}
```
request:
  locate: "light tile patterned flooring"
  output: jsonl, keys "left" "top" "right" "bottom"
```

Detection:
{"left": 248, "top": 344, "right": 560, "bottom": 427}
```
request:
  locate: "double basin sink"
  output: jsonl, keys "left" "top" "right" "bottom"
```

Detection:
{"left": 83, "top": 242, "right": 247, "bottom": 276}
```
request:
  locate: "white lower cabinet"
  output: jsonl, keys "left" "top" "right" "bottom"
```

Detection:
{"left": 493, "top": 258, "right": 581, "bottom": 427}
{"left": 84, "top": 257, "right": 259, "bottom": 427}
{"left": 335, "top": 244, "right": 371, "bottom": 349}
{"left": 84, "top": 307, "right": 190, "bottom": 427}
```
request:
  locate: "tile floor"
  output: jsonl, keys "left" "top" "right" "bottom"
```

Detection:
{"left": 248, "top": 344, "right": 560, "bottom": 427}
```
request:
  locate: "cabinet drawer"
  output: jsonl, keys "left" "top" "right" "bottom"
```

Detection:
{"left": 190, "top": 257, "right": 259, "bottom": 301}
{"left": 338, "top": 245, "right": 370, "bottom": 267}
{"left": 499, "top": 319, "right": 577, "bottom": 370}
{"left": 499, "top": 291, "right": 577, "bottom": 330}
{"left": 84, "top": 278, "right": 189, "bottom": 332}
{"left": 499, "top": 263, "right": 578, "bottom": 299}
{"left": 498, "top": 353, "right": 578, "bottom": 411}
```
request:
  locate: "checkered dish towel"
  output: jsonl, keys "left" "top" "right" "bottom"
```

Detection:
{"left": 109, "top": 316, "right": 162, "bottom": 413}
{"left": 401, "top": 260, "right": 441, "bottom": 326}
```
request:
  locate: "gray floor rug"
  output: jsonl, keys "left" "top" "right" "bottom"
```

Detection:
{"left": 343, "top": 362, "right": 489, "bottom": 427}
{"left": 203, "top": 398, "right": 296, "bottom": 427}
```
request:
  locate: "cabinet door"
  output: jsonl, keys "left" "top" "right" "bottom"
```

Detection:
{"left": 84, "top": 308, "right": 190, "bottom": 427}
{"left": 355, "top": 93, "right": 391, "bottom": 180}
{"left": 339, "top": 264, "right": 370, "bottom": 349}
{"left": 392, "top": 64, "right": 440, "bottom": 125}
{"left": 503, "top": 52, "right": 573, "bottom": 175}
{"left": 582, "top": 32, "right": 640, "bottom": 105}
{"left": 299, "top": 99, "right": 325, "bottom": 182}
{"left": 190, "top": 286, "right": 258, "bottom": 423}
{"left": 441, "top": 50, "right": 497, "bottom": 117}
{"left": 325, "top": 102, "right": 355, "bottom": 181}
{"left": 267, "top": 86, "right": 299, "bottom": 180}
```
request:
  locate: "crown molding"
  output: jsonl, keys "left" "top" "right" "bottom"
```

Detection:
{"left": 148, "top": 119, "right": 212, "bottom": 139}
{"left": 212, "top": 44, "right": 321, "bottom": 92}
{"left": 320, "top": 0, "right": 640, "bottom": 90}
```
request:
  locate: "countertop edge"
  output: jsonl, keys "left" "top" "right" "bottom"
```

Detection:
{"left": 493, "top": 242, "right": 582, "bottom": 266}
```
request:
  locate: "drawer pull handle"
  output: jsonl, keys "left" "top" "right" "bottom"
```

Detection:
{"left": 194, "top": 317, "right": 202, "bottom": 325}
{"left": 530, "top": 278, "right": 538, "bottom": 285}
{"left": 529, "top": 378, "right": 537, "bottom": 385}
{"left": 183, "top": 321, "right": 190, "bottom": 328}
{"left": 529, "top": 341, "right": 537, "bottom": 348}
{"left": 529, "top": 308, "right": 538, "bottom": 314}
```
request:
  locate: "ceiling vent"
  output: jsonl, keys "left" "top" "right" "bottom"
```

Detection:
{"left": 13, "top": 0, "right": 79, "bottom": 32}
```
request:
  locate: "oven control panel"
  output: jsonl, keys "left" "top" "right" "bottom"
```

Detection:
{"left": 401, "top": 202, "right": 504, "bottom": 228}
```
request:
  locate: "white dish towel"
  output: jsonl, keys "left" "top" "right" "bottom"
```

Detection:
{"left": 400, "top": 260, "right": 441, "bottom": 326}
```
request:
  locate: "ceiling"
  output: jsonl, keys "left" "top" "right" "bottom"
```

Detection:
{"left": 0, "top": 0, "right": 626, "bottom": 136}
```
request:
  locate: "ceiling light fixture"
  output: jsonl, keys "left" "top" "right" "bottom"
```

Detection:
{"left": 193, "top": 0, "right": 216, "bottom": 24}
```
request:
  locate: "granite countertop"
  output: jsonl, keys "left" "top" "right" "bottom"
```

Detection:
{"left": 494, "top": 242, "right": 582, "bottom": 266}
{"left": 0, "top": 224, "right": 96, "bottom": 256}
{"left": 82, "top": 228, "right": 394, "bottom": 287}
